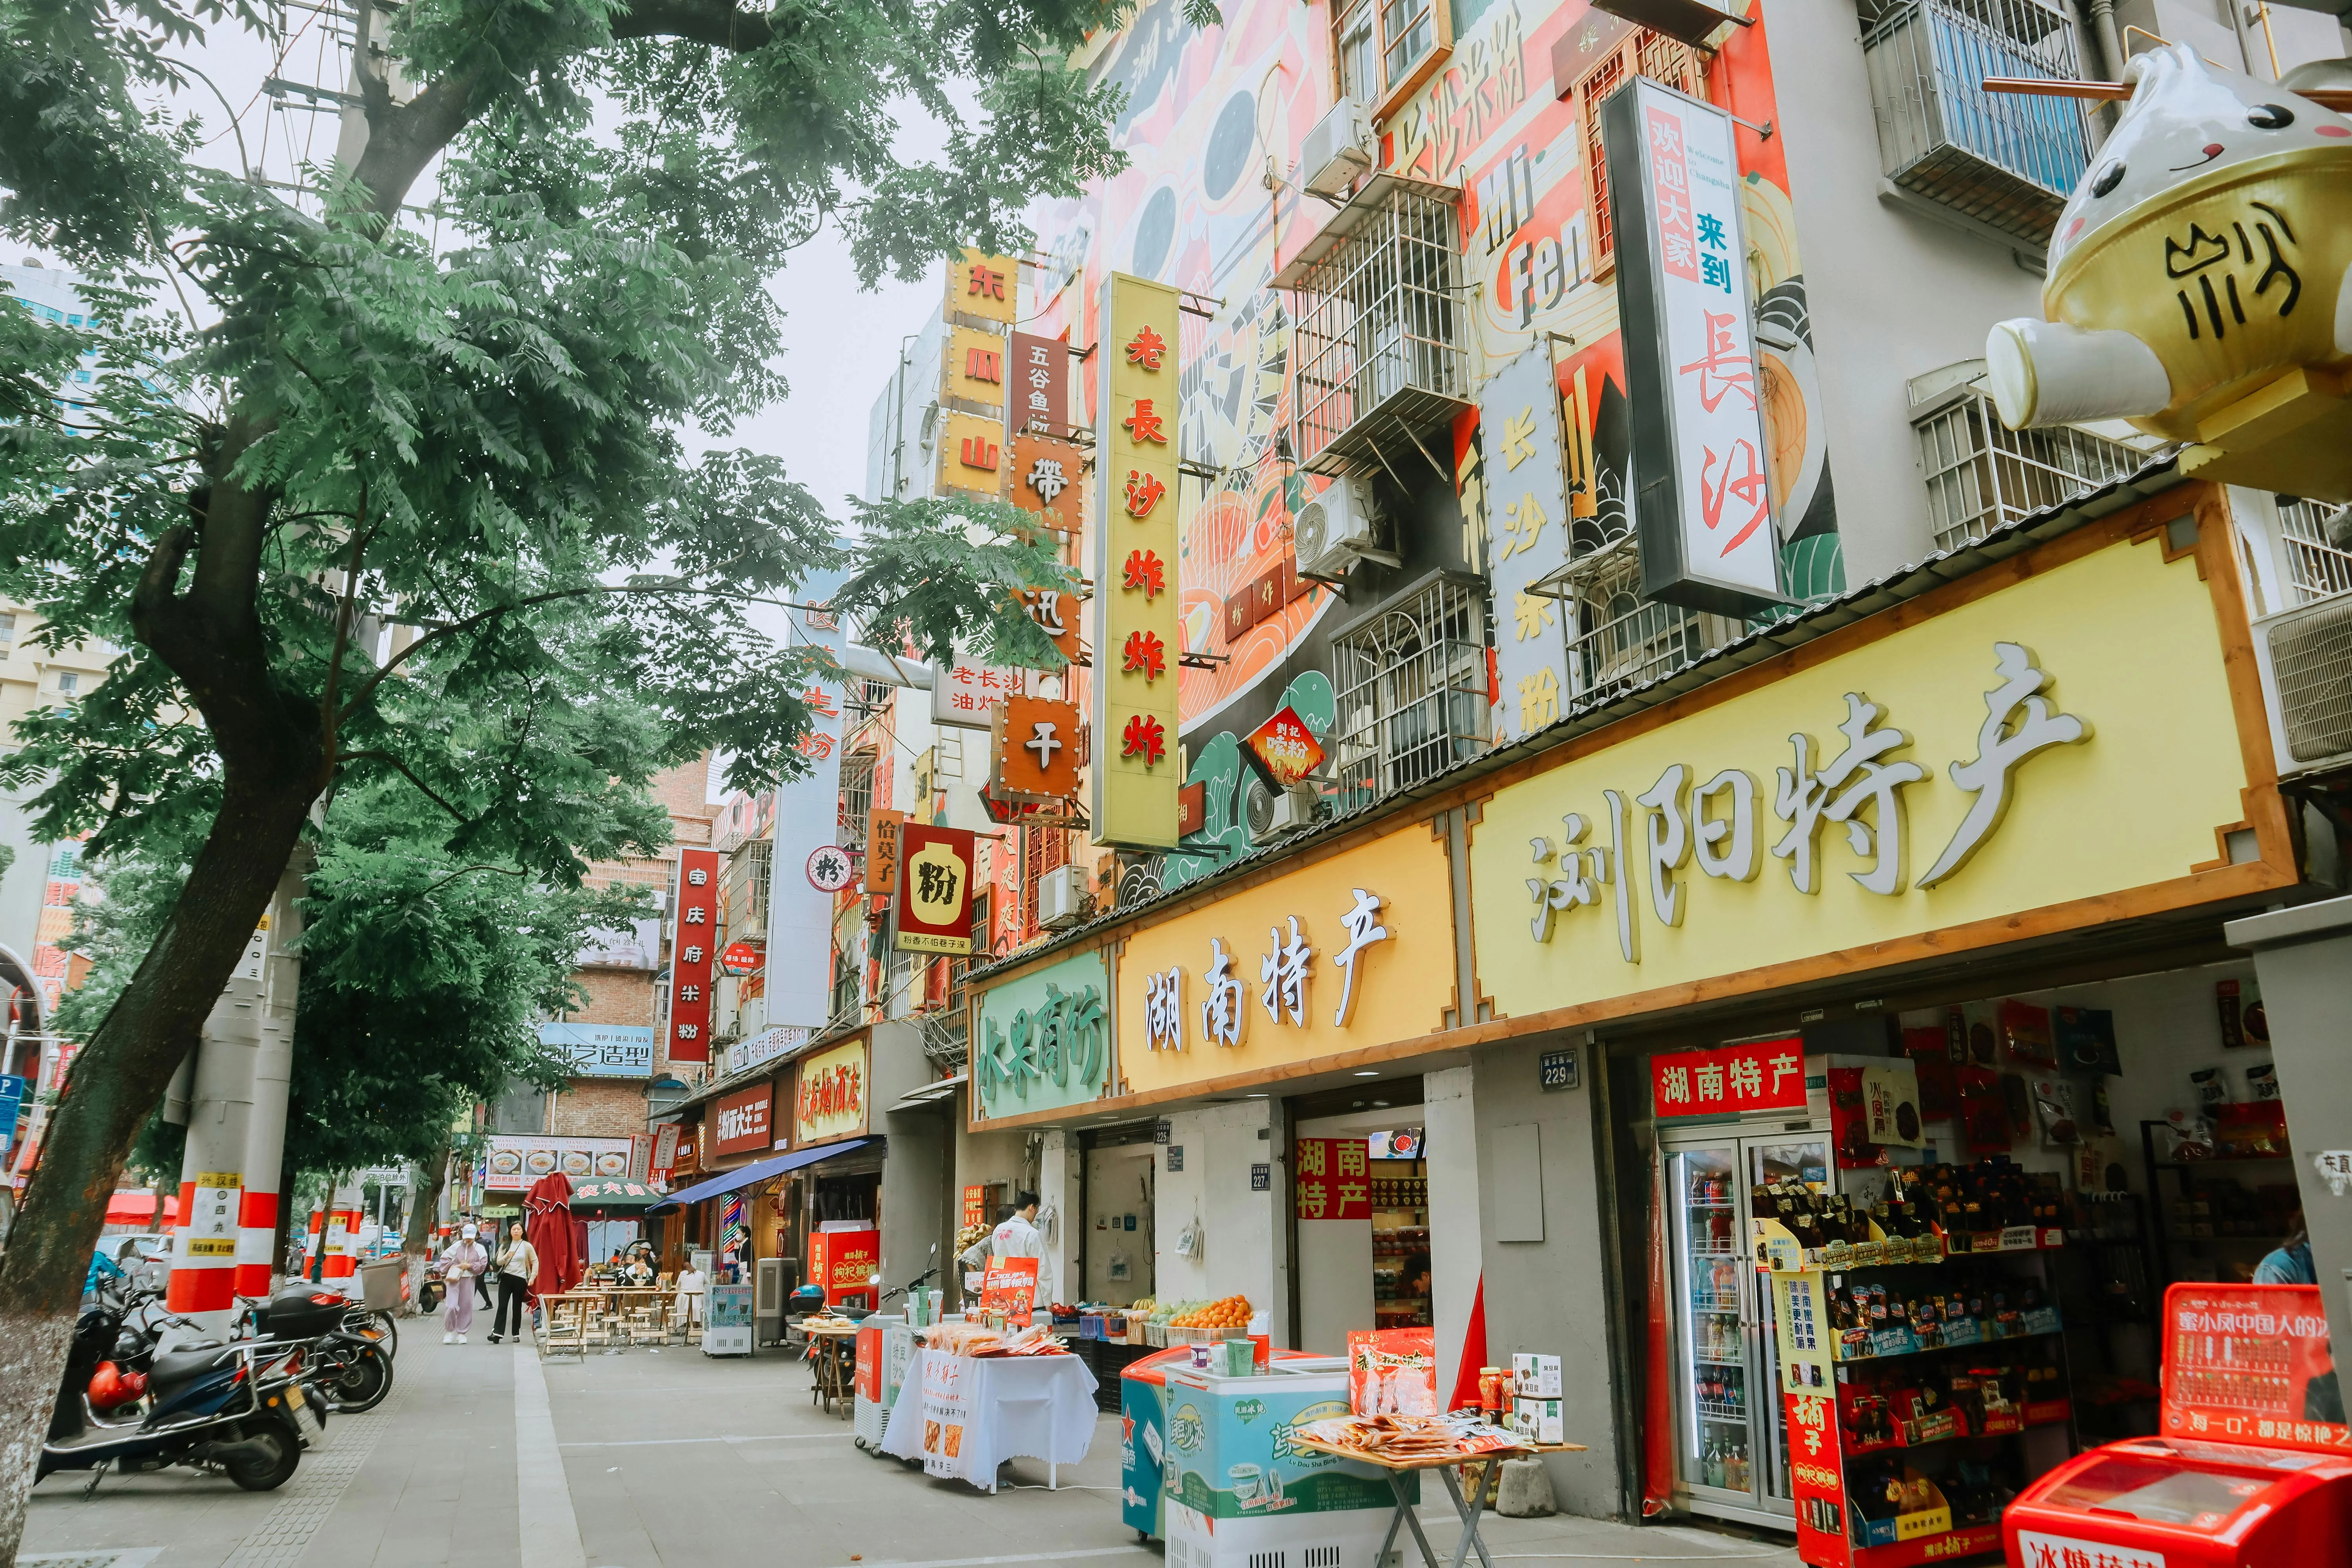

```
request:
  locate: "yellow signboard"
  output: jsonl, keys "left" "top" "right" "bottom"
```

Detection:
{"left": 947, "top": 324, "right": 1007, "bottom": 409}
{"left": 939, "top": 410, "right": 1004, "bottom": 495}
{"left": 1112, "top": 826, "right": 1456, "bottom": 1100}
{"left": 1091, "top": 272, "right": 1183, "bottom": 849}
{"left": 948, "top": 248, "right": 1018, "bottom": 326}
{"left": 1469, "top": 512, "right": 2289, "bottom": 1027}
{"left": 794, "top": 1036, "right": 868, "bottom": 1145}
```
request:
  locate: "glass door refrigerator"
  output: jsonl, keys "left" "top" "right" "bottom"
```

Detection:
{"left": 1665, "top": 1126, "right": 1862, "bottom": 1528}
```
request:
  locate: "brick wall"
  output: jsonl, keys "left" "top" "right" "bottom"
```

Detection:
{"left": 547, "top": 1078, "right": 650, "bottom": 1140}
{"left": 570, "top": 967, "right": 654, "bottom": 1026}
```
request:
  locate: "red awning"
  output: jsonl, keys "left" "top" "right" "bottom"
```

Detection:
{"left": 105, "top": 1191, "right": 176, "bottom": 1225}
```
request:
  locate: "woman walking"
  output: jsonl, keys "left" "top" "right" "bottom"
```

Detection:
{"left": 440, "top": 1223, "right": 490, "bottom": 1343}
{"left": 489, "top": 1221, "right": 540, "bottom": 1344}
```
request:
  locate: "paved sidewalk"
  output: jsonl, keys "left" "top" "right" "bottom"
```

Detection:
{"left": 24, "top": 1327, "right": 1803, "bottom": 1568}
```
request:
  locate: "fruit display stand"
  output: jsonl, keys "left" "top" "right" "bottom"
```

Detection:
{"left": 1762, "top": 1212, "right": 2078, "bottom": 1567}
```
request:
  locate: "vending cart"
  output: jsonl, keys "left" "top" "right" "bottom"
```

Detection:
{"left": 851, "top": 1312, "right": 917, "bottom": 1451}
{"left": 2004, "top": 1283, "right": 2352, "bottom": 1568}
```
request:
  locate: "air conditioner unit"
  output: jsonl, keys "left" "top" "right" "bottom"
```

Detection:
{"left": 1295, "top": 474, "right": 1383, "bottom": 578}
{"left": 1036, "top": 863, "right": 1087, "bottom": 930}
{"left": 754, "top": 1256, "right": 787, "bottom": 1346}
{"left": 1300, "top": 98, "right": 1374, "bottom": 200}
{"left": 1266, "top": 785, "right": 1322, "bottom": 837}
{"left": 2256, "top": 590, "right": 2352, "bottom": 778}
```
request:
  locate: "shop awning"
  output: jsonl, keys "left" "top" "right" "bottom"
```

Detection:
{"left": 105, "top": 1191, "right": 176, "bottom": 1226}
{"left": 893, "top": 1073, "right": 965, "bottom": 1111}
{"left": 566, "top": 1179, "right": 661, "bottom": 1211}
{"left": 644, "top": 1137, "right": 882, "bottom": 1214}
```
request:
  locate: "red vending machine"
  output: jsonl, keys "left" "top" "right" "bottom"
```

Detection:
{"left": 2004, "top": 1283, "right": 2352, "bottom": 1568}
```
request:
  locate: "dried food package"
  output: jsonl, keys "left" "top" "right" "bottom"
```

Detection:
{"left": 1998, "top": 999, "right": 2055, "bottom": 1064}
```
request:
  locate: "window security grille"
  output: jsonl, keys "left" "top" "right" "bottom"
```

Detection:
{"left": 1330, "top": 575, "right": 1489, "bottom": 812}
{"left": 1912, "top": 376, "right": 2142, "bottom": 554}
{"left": 2276, "top": 499, "right": 2352, "bottom": 608}
{"left": 837, "top": 750, "right": 878, "bottom": 848}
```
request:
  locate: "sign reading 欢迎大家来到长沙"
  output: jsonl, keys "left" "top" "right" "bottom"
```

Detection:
{"left": 972, "top": 948, "right": 1110, "bottom": 1120}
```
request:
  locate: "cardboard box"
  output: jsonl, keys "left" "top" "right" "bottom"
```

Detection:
{"left": 1512, "top": 1397, "right": 1564, "bottom": 1445}
{"left": 1511, "top": 1354, "right": 1562, "bottom": 1398}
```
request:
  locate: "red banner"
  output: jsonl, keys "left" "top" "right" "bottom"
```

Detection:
{"left": 711, "top": 1083, "right": 773, "bottom": 1158}
{"left": 979, "top": 1256, "right": 1040, "bottom": 1315}
{"left": 1295, "top": 1137, "right": 1370, "bottom": 1221}
{"left": 1650, "top": 1038, "right": 1806, "bottom": 1119}
{"left": 668, "top": 847, "right": 720, "bottom": 1061}
{"left": 2161, "top": 1282, "right": 2348, "bottom": 1452}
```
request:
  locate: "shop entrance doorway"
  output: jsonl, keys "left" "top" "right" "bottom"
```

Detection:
{"left": 1084, "top": 1137, "right": 1156, "bottom": 1305}
{"left": 1287, "top": 1078, "right": 1428, "bottom": 1355}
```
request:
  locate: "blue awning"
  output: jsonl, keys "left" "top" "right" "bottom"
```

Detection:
{"left": 644, "top": 1137, "right": 881, "bottom": 1213}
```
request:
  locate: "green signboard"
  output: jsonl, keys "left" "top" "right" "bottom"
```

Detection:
{"left": 973, "top": 949, "right": 1112, "bottom": 1117}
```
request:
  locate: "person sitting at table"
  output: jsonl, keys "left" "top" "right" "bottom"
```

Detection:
{"left": 674, "top": 1259, "right": 706, "bottom": 1329}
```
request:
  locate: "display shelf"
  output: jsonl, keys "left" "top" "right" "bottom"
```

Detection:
{"left": 1832, "top": 1308, "right": 2063, "bottom": 1364}
{"left": 1841, "top": 1400, "right": 2073, "bottom": 1455}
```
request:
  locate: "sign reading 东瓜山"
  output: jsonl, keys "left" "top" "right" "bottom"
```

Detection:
{"left": 973, "top": 949, "right": 1112, "bottom": 1119}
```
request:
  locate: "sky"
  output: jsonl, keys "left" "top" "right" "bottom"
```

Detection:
{"left": 24, "top": 7, "right": 961, "bottom": 522}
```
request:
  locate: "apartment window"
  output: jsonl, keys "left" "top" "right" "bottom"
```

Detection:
{"left": 2276, "top": 500, "right": 2352, "bottom": 608}
{"left": 55, "top": 673, "right": 77, "bottom": 696}
{"left": 1332, "top": 0, "right": 1450, "bottom": 116}
{"left": 1577, "top": 32, "right": 1702, "bottom": 278}
{"left": 0, "top": 614, "right": 16, "bottom": 646}
{"left": 837, "top": 749, "right": 877, "bottom": 848}
{"left": 1329, "top": 574, "right": 1489, "bottom": 811}
{"left": 1911, "top": 374, "right": 2141, "bottom": 553}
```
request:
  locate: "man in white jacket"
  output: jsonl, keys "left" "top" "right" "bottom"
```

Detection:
{"left": 959, "top": 1192, "right": 1047, "bottom": 1304}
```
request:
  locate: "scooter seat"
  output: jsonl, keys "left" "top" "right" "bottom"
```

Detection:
{"left": 147, "top": 1344, "right": 229, "bottom": 1394}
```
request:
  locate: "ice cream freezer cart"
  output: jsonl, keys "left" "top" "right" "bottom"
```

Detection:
{"left": 1122, "top": 1347, "right": 1345, "bottom": 1542}
{"left": 852, "top": 1312, "right": 918, "bottom": 1452}
{"left": 2002, "top": 1283, "right": 2352, "bottom": 1568}
{"left": 1157, "top": 1358, "right": 1412, "bottom": 1568}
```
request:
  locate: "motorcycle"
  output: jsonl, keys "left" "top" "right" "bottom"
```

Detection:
{"left": 43, "top": 1282, "right": 327, "bottom": 1494}
{"left": 239, "top": 1287, "right": 395, "bottom": 1412}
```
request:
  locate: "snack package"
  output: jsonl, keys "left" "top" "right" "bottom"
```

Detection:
{"left": 2030, "top": 1079, "right": 2080, "bottom": 1147}
{"left": 2217, "top": 979, "right": 2247, "bottom": 1049}
{"left": 1904, "top": 1026, "right": 1957, "bottom": 1120}
{"left": 1956, "top": 1068, "right": 2011, "bottom": 1152}
{"left": 1348, "top": 1327, "right": 1437, "bottom": 1416}
{"left": 2165, "top": 1108, "right": 2214, "bottom": 1160}
{"left": 2001, "top": 1073, "right": 2034, "bottom": 1140}
{"left": 1999, "top": 1000, "right": 2056, "bottom": 1064}
{"left": 2054, "top": 1006, "right": 2121, "bottom": 1074}
{"left": 2190, "top": 1065, "right": 2231, "bottom": 1107}
{"left": 2244, "top": 1062, "right": 2280, "bottom": 1101}
{"left": 1962, "top": 1002, "right": 2001, "bottom": 1067}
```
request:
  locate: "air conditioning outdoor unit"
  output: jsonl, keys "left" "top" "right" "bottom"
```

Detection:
{"left": 1036, "top": 863, "right": 1087, "bottom": 930}
{"left": 1294, "top": 474, "right": 1385, "bottom": 578}
{"left": 2256, "top": 590, "right": 2352, "bottom": 778}
{"left": 1266, "top": 784, "right": 1322, "bottom": 837}
{"left": 1300, "top": 98, "right": 1374, "bottom": 200}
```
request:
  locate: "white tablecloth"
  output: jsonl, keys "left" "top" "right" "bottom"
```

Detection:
{"left": 879, "top": 1349, "right": 1099, "bottom": 1491}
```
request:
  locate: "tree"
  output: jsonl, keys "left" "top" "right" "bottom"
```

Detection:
{"left": 0, "top": 0, "right": 1179, "bottom": 1540}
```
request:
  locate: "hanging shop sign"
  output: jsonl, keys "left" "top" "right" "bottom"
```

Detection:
{"left": 1109, "top": 827, "right": 1454, "bottom": 1105}
{"left": 795, "top": 1035, "right": 868, "bottom": 1144}
{"left": 1090, "top": 271, "right": 1183, "bottom": 851}
{"left": 718, "top": 942, "right": 762, "bottom": 976}
{"left": 1650, "top": 1038, "right": 1806, "bottom": 1120}
{"left": 1604, "top": 80, "right": 1784, "bottom": 615}
{"left": 993, "top": 694, "right": 1085, "bottom": 802}
{"left": 1480, "top": 346, "right": 1576, "bottom": 744}
{"left": 897, "top": 825, "right": 978, "bottom": 954}
{"left": 930, "top": 650, "right": 1019, "bottom": 731}
{"left": 971, "top": 948, "right": 1112, "bottom": 1120}
{"left": 727, "top": 1023, "right": 810, "bottom": 1077}
{"left": 948, "top": 247, "right": 1018, "bottom": 326}
{"left": 1295, "top": 1138, "right": 1372, "bottom": 1221}
{"left": 537, "top": 1022, "right": 656, "bottom": 1079}
{"left": 668, "top": 847, "right": 721, "bottom": 1062}
{"left": 1016, "top": 583, "right": 1083, "bottom": 662}
{"left": 866, "top": 809, "right": 905, "bottom": 897}
{"left": 1241, "top": 705, "right": 1327, "bottom": 789}
{"left": 806, "top": 844, "right": 855, "bottom": 893}
{"left": 1010, "top": 434, "right": 1083, "bottom": 532}
{"left": 939, "top": 410, "right": 1005, "bottom": 496}
{"left": 948, "top": 325, "right": 1007, "bottom": 410}
{"left": 713, "top": 1083, "right": 777, "bottom": 1159}
{"left": 1008, "top": 330, "right": 1067, "bottom": 434}
{"left": 484, "top": 1136, "right": 635, "bottom": 1192}
{"left": 770, "top": 592, "right": 850, "bottom": 1035}
{"left": 1469, "top": 508, "right": 2294, "bottom": 1031}
{"left": 649, "top": 1123, "right": 681, "bottom": 1186}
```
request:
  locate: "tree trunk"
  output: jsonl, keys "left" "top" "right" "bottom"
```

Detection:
{"left": 0, "top": 771, "right": 321, "bottom": 1562}
{"left": 401, "top": 1131, "right": 452, "bottom": 1317}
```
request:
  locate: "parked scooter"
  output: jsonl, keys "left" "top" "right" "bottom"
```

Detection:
{"left": 238, "top": 1285, "right": 394, "bottom": 1410}
{"left": 42, "top": 1281, "right": 327, "bottom": 1493}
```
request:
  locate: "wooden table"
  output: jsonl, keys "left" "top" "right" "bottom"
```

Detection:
{"left": 799, "top": 1323, "right": 859, "bottom": 1414}
{"left": 1288, "top": 1435, "right": 1588, "bottom": 1568}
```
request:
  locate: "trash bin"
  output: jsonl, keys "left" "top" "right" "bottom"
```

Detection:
{"left": 358, "top": 1257, "right": 405, "bottom": 1311}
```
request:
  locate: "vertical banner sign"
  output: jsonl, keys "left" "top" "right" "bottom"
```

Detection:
{"left": 949, "top": 248, "right": 1019, "bottom": 327}
{"left": 768, "top": 582, "right": 848, "bottom": 1034}
{"left": 669, "top": 847, "right": 721, "bottom": 1062}
{"left": 1091, "top": 272, "right": 1183, "bottom": 850}
{"left": 867, "top": 809, "right": 906, "bottom": 896}
{"left": 1481, "top": 347, "right": 1574, "bottom": 743}
{"left": 896, "top": 825, "right": 978, "bottom": 953}
{"left": 1603, "top": 80, "right": 1785, "bottom": 616}
{"left": 1009, "top": 331, "right": 1067, "bottom": 434}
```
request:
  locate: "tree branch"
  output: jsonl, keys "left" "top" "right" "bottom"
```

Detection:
{"left": 340, "top": 750, "right": 469, "bottom": 822}
{"left": 610, "top": 0, "right": 777, "bottom": 49}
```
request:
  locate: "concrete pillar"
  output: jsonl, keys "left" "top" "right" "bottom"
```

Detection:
{"left": 163, "top": 930, "right": 268, "bottom": 1332}
{"left": 2227, "top": 893, "right": 2352, "bottom": 1348}
{"left": 1038, "top": 1129, "right": 1079, "bottom": 1310}
{"left": 1425, "top": 1063, "right": 1482, "bottom": 1399}
{"left": 236, "top": 858, "right": 306, "bottom": 1298}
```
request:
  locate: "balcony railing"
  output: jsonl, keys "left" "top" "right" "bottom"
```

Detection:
{"left": 1550, "top": 534, "right": 1738, "bottom": 704}
{"left": 1911, "top": 372, "right": 2147, "bottom": 554}
{"left": 1278, "top": 174, "right": 1470, "bottom": 478}
{"left": 1330, "top": 573, "right": 1488, "bottom": 812}
{"left": 2276, "top": 499, "right": 2352, "bottom": 608}
{"left": 1862, "top": 0, "right": 2091, "bottom": 242}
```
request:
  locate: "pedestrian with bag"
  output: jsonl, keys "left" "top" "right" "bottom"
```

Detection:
{"left": 440, "top": 1223, "right": 490, "bottom": 1343}
{"left": 488, "top": 1220, "right": 539, "bottom": 1344}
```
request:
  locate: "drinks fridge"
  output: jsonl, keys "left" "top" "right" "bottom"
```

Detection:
{"left": 1664, "top": 1127, "right": 1846, "bottom": 1526}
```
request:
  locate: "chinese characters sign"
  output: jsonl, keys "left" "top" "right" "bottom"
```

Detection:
{"left": 994, "top": 693, "right": 1083, "bottom": 801}
{"left": 713, "top": 1083, "right": 775, "bottom": 1158}
{"left": 1604, "top": 80, "right": 1782, "bottom": 614}
{"left": 1243, "top": 705, "right": 1327, "bottom": 789}
{"left": 537, "top": 1022, "right": 656, "bottom": 1079}
{"left": 1650, "top": 1038, "right": 1805, "bottom": 1119}
{"left": 1480, "top": 346, "right": 1574, "bottom": 744}
{"left": 866, "top": 809, "right": 904, "bottom": 896}
{"left": 896, "top": 824, "right": 977, "bottom": 954}
{"left": 973, "top": 949, "right": 1111, "bottom": 1118}
{"left": 949, "top": 324, "right": 1006, "bottom": 409}
{"left": 1010, "top": 433, "right": 1081, "bottom": 532}
{"left": 948, "top": 247, "right": 1018, "bottom": 326}
{"left": 1008, "top": 330, "right": 1066, "bottom": 434}
{"left": 668, "top": 847, "right": 720, "bottom": 1062}
{"left": 2161, "top": 1284, "right": 2349, "bottom": 1452}
{"left": 1295, "top": 1137, "right": 1372, "bottom": 1221}
{"left": 930, "top": 653, "right": 1019, "bottom": 730}
{"left": 1091, "top": 272, "right": 1182, "bottom": 850}
{"left": 795, "top": 1036, "right": 867, "bottom": 1143}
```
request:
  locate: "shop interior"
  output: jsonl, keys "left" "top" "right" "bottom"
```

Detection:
{"left": 1289, "top": 1078, "right": 1430, "bottom": 1356}
{"left": 1081, "top": 1124, "right": 1157, "bottom": 1307}
{"left": 1624, "top": 952, "right": 2292, "bottom": 1548}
